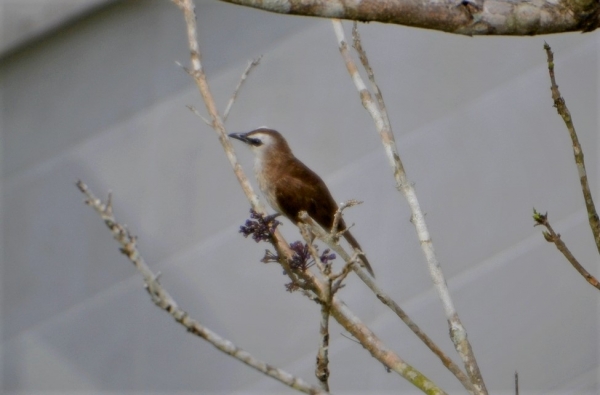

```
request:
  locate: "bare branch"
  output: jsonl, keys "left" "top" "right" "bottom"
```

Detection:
{"left": 300, "top": 211, "right": 475, "bottom": 394}
{"left": 331, "top": 199, "right": 362, "bottom": 239}
{"left": 332, "top": 19, "right": 486, "bottom": 395}
{"left": 533, "top": 210, "right": 600, "bottom": 290}
{"left": 298, "top": 223, "right": 329, "bottom": 275}
{"left": 544, "top": 43, "right": 600, "bottom": 255}
{"left": 223, "top": 56, "right": 262, "bottom": 122}
{"left": 186, "top": 105, "right": 212, "bottom": 126}
{"left": 171, "top": 0, "right": 300, "bottom": 281}
{"left": 331, "top": 258, "right": 354, "bottom": 291}
{"left": 330, "top": 298, "right": 448, "bottom": 395}
{"left": 351, "top": 23, "right": 390, "bottom": 132}
{"left": 316, "top": 280, "right": 332, "bottom": 391}
{"left": 218, "top": 0, "right": 600, "bottom": 35}
{"left": 76, "top": 181, "right": 326, "bottom": 394}
{"left": 249, "top": 213, "right": 449, "bottom": 392}
{"left": 171, "top": 2, "right": 448, "bottom": 393}
{"left": 171, "top": 0, "right": 258, "bottom": 207}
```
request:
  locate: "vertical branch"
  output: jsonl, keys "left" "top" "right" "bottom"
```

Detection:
{"left": 170, "top": 0, "right": 257, "bottom": 207}
{"left": 332, "top": 19, "right": 487, "bottom": 395}
{"left": 544, "top": 42, "right": 600, "bottom": 254}
{"left": 315, "top": 281, "right": 331, "bottom": 391}
{"left": 171, "top": 0, "right": 299, "bottom": 280}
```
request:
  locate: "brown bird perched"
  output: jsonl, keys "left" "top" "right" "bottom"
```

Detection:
{"left": 229, "top": 127, "right": 374, "bottom": 277}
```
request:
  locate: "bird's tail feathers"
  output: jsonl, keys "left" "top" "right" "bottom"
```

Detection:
{"left": 342, "top": 230, "right": 375, "bottom": 277}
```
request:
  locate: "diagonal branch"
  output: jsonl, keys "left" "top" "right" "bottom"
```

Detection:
{"left": 171, "top": 0, "right": 299, "bottom": 281}
{"left": 332, "top": 19, "right": 486, "bottom": 395}
{"left": 223, "top": 56, "right": 262, "bottom": 122}
{"left": 169, "top": 2, "right": 449, "bottom": 393}
{"left": 75, "top": 181, "right": 326, "bottom": 395}
{"left": 533, "top": 210, "right": 600, "bottom": 291}
{"left": 544, "top": 43, "right": 600, "bottom": 256}
{"left": 300, "top": 212, "right": 475, "bottom": 394}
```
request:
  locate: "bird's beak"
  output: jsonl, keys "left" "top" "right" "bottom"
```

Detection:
{"left": 228, "top": 132, "right": 251, "bottom": 144}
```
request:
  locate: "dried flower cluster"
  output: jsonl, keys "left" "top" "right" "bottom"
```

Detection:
{"left": 239, "top": 210, "right": 336, "bottom": 274}
{"left": 239, "top": 209, "right": 281, "bottom": 242}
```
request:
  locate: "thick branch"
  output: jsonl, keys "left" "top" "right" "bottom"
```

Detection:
{"left": 219, "top": 0, "right": 600, "bottom": 35}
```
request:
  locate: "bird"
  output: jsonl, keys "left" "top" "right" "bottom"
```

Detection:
{"left": 229, "top": 127, "right": 374, "bottom": 277}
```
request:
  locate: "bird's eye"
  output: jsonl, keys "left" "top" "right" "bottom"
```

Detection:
{"left": 249, "top": 138, "right": 263, "bottom": 146}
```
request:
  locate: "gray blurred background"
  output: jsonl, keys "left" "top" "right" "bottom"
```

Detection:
{"left": 1, "top": 0, "right": 598, "bottom": 393}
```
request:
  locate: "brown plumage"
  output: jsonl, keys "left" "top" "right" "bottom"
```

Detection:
{"left": 229, "top": 127, "right": 374, "bottom": 277}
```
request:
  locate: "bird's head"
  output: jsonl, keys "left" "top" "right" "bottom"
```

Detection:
{"left": 229, "top": 128, "right": 292, "bottom": 159}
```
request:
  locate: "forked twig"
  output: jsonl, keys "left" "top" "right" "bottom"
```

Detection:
{"left": 332, "top": 19, "right": 485, "bottom": 395}
{"left": 76, "top": 181, "right": 325, "bottom": 394}
{"left": 300, "top": 211, "right": 474, "bottom": 394}
{"left": 223, "top": 56, "right": 262, "bottom": 122}
{"left": 533, "top": 210, "right": 600, "bottom": 290}
{"left": 169, "top": 2, "right": 449, "bottom": 393}
{"left": 351, "top": 23, "right": 390, "bottom": 132}
{"left": 544, "top": 43, "right": 600, "bottom": 254}
{"left": 331, "top": 199, "right": 362, "bottom": 239}
{"left": 171, "top": 0, "right": 302, "bottom": 281}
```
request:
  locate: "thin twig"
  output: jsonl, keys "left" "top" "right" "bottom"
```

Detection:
{"left": 351, "top": 23, "right": 390, "bottom": 132}
{"left": 300, "top": 211, "right": 475, "bottom": 394}
{"left": 331, "top": 199, "right": 362, "bottom": 239}
{"left": 223, "top": 56, "right": 262, "bottom": 122}
{"left": 533, "top": 210, "right": 600, "bottom": 290}
{"left": 76, "top": 181, "right": 325, "bottom": 394}
{"left": 544, "top": 42, "right": 600, "bottom": 255}
{"left": 332, "top": 19, "right": 486, "bottom": 395}
{"left": 515, "top": 371, "right": 519, "bottom": 395}
{"left": 186, "top": 105, "right": 212, "bottom": 126}
{"left": 331, "top": 259, "right": 354, "bottom": 292}
{"left": 299, "top": 223, "right": 329, "bottom": 275}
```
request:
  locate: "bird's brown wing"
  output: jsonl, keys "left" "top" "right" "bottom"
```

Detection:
{"left": 274, "top": 158, "right": 375, "bottom": 277}
{"left": 272, "top": 159, "right": 339, "bottom": 231}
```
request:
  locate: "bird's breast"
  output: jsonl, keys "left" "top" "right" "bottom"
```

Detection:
{"left": 254, "top": 158, "right": 282, "bottom": 214}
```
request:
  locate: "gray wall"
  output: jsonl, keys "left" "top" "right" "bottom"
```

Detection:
{"left": 1, "top": 0, "right": 598, "bottom": 393}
